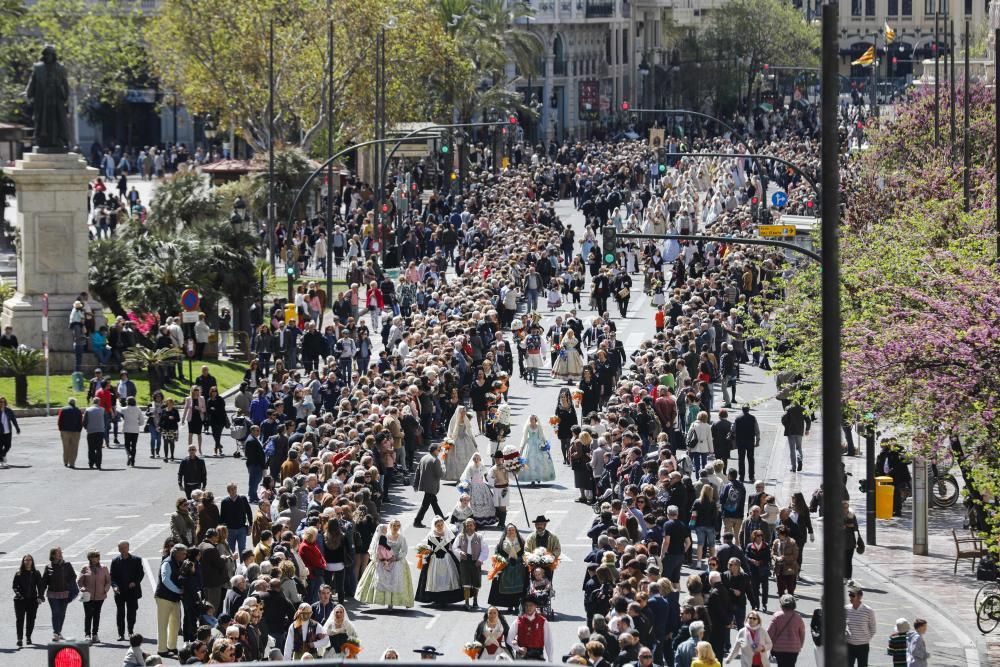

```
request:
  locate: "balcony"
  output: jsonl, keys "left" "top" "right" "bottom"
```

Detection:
{"left": 586, "top": 0, "right": 616, "bottom": 17}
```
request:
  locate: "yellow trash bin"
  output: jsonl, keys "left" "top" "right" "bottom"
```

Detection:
{"left": 875, "top": 476, "right": 894, "bottom": 519}
{"left": 284, "top": 303, "right": 298, "bottom": 325}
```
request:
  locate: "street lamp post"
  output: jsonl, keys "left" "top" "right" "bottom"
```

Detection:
{"left": 267, "top": 16, "right": 277, "bottom": 275}
{"left": 230, "top": 195, "right": 251, "bottom": 351}
{"left": 325, "top": 0, "right": 335, "bottom": 326}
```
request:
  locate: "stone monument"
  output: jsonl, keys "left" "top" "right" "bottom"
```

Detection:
{"left": 1, "top": 45, "right": 102, "bottom": 371}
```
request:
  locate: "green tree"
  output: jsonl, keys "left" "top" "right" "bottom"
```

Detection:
{"left": 146, "top": 0, "right": 468, "bottom": 153}
{"left": 709, "top": 0, "right": 819, "bottom": 106}
{"left": 3, "top": 0, "right": 149, "bottom": 142}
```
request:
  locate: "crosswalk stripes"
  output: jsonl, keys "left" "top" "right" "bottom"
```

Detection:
{"left": 63, "top": 526, "right": 120, "bottom": 558}
{"left": 0, "top": 529, "right": 69, "bottom": 561}
{"left": 0, "top": 532, "right": 19, "bottom": 549}
{"left": 112, "top": 524, "right": 166, "bottom": 555}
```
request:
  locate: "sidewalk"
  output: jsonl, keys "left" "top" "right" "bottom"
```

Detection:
{"left": 763, "top": 421, "right": 985, "bottom": 666}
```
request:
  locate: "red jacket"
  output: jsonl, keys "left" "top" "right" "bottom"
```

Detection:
{"left": 297, "top": 541, "right": 327, "bottom": 579}
{"left": 366, "top": 288, "right": 384, "bottom": 310}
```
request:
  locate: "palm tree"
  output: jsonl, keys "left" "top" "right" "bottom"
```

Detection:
{"left": 124, "top": 346, "right": 183, "bottom": 396}
{"left": 0, "top": 347, "right": 42, "bottom": 407}
{"left": 437, "top": 0, "right": 541, "bottom": 122}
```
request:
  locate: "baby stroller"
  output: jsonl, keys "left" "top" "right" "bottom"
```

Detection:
{"left": 230, "top": 414, "right": 250, "bottom": 457}
{"left": 528, "top": 569, "right": 556, "bottom": 620}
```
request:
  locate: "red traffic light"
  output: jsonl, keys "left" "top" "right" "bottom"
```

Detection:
{"left": 892, "top": 57, "right": 898, "bottom": 65}
{"left": 856, "top": 122, "right": 863, "bottom": 129}
{"left": 806, "top": 200, "right": 814, "bottom": 209}
{"left": 508, "top": 115, "right": 518, "bottom": 124}
{"left": 621, "top": 101, "right": 630, "bottom": 111}
{"left": 763, "top": 63, "right": 769, "bottom": 71}
{"left": 751, "top": 197, "right": 759, "bottom": 205}
{"left": 381, "top": 203, "right": 389, "bottom": 213}
{"left": 411, "top": 182, "right": 418, "bottom": 190}
{"left": 52, "top": 646, "right": 86, "bottom": 667}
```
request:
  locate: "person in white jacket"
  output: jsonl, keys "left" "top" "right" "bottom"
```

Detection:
{"left": 726, "top": 610, "right": 772, "bottom": 666}
{"left": 686, "top": 411, "right": 713, "bottom": 477}
{"left": 116, "top": 396, "right": 145, "bottom": 467}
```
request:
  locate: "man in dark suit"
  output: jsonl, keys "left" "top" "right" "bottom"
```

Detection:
{"left": 177, "top": 445, "right": 207, "bottom": 498}
{"left": 220, "top": 482, "right": 254, "bottom": 553}
{"left": 244, "top": 425, "right": 266, "bottom": 503}
{"left": 110, "top": 540, "right": 144, "bottom": 640}
{"left": 413, "top": 443, "right": 445, "bottom": 528}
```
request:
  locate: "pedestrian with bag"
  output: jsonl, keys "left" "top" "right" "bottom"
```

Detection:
{"left": 77, "top": 549, "right": 111, "bottom": 643}
{"left": 766, "top": 594, "right": 805, "bottom": 666}
{"left": 117, "top": 396, "right": 144, "bottom": 467}
{"left": 41, "top": 546, "right": 76, "bottom": 641}
{"left": 12, "top": 554, "right": 43, "bottom": 647}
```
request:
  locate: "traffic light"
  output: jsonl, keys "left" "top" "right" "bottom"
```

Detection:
{"left": 286, "top": 264, "right": 296, "bottom": 278}
{"left": 621, "top": 101, "right": 630, "bottom": 111}
{"left": 601, "top": 226, "right": 617, "bottom": 266}
{"left": 49, "top": 642, "right": 89, "bottom": 667}
{"left": 450, "top": 172, "right": 457, "bottom": 181}
{"left": 508, "top": 114, "right": 518, "bottom": 125}
{"left": 658, "top": 163, "right": 666, "bottom": 174}
{"left": 763, "top": 63, "right": 769, "bottom": 72}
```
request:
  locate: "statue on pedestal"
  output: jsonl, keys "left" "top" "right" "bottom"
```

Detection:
{"left": 25, "top": 45, "right": 70, "bottom": 153}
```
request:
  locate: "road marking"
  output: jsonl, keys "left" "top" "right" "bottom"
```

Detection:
{"left": 64, "top": 526, "right": 119, "bottom": 557}
{"left": 544, "top": 510, "right": 569, "bottom": 514}
{"left": 64, "top": 518, "right": 92, "bottom": 523}
{"left": 1, "top": 529, "right": 69, "bottom": 560}
{"left": 115, "top": 515, "right": 141, "bottom": 519}
{"left": 0, "top": 532, "right": 20, "bottom": 547}
{"left": 143, "top": 557, "right": 158, "bottom": 597}
{"left": 113, "top": 524, "right": 166, "bottom": 556}
{"left": 425, "top": 614, "right": 440, "bottom": 629}
{"left": 558, "top": 553, "right": 573, "bottom": 563}
{"left": 15, "top": 520, "right": 40, "bottom": 525}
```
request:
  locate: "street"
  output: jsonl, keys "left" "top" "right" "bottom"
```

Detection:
{"left": 0, "top": 198, "right": 984, "bottom": 665}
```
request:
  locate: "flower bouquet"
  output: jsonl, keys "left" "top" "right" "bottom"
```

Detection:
{"left": 342, "top": 640, "right": 362, "bottom": 659}
{"left": 539, "top": 441, "right": 552, "bottom": 453}
{"left": 572, "top": 391, "right": 583, "bottom": 406}
{"left": 525, "top": 547, "right": 559, "bottom": 572}
{"left": 415, "top": 545, "right": 433, "bottom": 570}
{"left": 486, "top": 553, "right": 508, "bottom": 580}
{"left": 548, "top": 416, "right": 560, "bottom": 427}
{"left": 440, "top": 439, "right": 455, "bottom": 462}
{"left": 463, "top": 641, "right": 484, "bottom": 660}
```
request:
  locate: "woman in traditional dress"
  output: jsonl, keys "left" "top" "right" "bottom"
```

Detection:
{"left": 460, "top": 452, "right": 497, "bottom": 527}
{"left": 517, "top": 415, "right": 556, "bottom": 484}
{"left": 452, "top": 517, "right": 488, "bottom": 609}
{"left": 473, "top": 606, "right": 512, "bottom": 660}
{"left": 414, "top": 518, "right": 463, "bottom": 605}
{"left": 356, "top": 520, "right": 414, "bottom": 609}
{"left": 551, "top": 328, "right": 584, "bottom": 383}
{"left": 450, "top": 493, "right": 475, "bottom": 526}
{"left": 444, "top": 405, "right": 479, "bottom": 482}
{"left": 553, "top": 388, "right": 579, "bottom": 465}
{"left": 487, "top": 523, "right": 528, "bottom": 614}
{"left": 322, "top": 604, "right": 359, "bottom": 658}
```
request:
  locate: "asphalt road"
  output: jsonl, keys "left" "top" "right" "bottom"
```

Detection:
{"left": 0, "top": 199, "right": 785, "bottom": 665}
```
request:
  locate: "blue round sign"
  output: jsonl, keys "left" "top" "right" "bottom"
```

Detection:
{"left": 180, "top": 288, "right": 200, "bottom": 311}
{"left": 771, "top": 191, "right": 788, "bottom": 208}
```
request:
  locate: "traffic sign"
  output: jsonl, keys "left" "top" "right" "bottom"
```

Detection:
{"left": 180, "top": 288, "right": 200, "bottom": 312}
{"left": 758, "top": 225, "right": 796, "bottom": 237}
{"left": 771, "top": 191, "right": 788, "bottom": 208}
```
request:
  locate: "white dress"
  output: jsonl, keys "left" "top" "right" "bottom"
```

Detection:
{"left": 551, "top": 334, "right": 584, "bottom": 379}
{"left": 445, "top": 409, "right": 480, "bottom": 481}
{"left": 460, "top": 457, "right": 498, "bottom": 525}
{"left": 518, "top": 422, "right": 556, "bottom": 484}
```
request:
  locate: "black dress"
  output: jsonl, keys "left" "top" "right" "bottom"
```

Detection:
{"left": 579, "top": 377, "right": 601, "bottom": 417}
{"left": 487, "top": 539, "right": 528, "bottom": 610}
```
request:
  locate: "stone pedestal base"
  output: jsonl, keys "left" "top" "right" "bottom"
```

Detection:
{"left": 1, "top": 151, "right": 98, "bottom": 372}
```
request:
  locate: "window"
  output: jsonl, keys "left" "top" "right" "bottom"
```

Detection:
{"left": 865, "top": 0, "right": 875, "bottom": 14}
{"left": 902, "top": 0, "right": 912, "bottom": 15}
{"left": 623, "top": 29, "right": 629, "bottom": 64}
{"left": 852, "top": 0, "right": 861, "bottom": 16}
{"left": 924, "top": 0, "right": 934, "bottom": 13}
{"left": 965, "top": 0, "right": 972, "bottom": 13}
{"left": 888, "top": 0, "right": 898, "bottom": 13}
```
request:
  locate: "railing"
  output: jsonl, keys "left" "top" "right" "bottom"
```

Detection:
{"left": 585, "top": 0, "right": 616, "bottom": 17}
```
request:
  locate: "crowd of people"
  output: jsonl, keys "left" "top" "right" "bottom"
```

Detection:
{"left": 6, "top": 116, "right": 934, "bottom": 667}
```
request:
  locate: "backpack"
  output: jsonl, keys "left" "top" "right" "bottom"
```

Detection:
{"left": 722, "top": 483, "right": 741, "bottom": 514}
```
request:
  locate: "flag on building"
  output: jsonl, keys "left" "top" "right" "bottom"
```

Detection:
{"left": 884, "top": 22, "right": 896, "bottom": 43}
{"left": 852, "top": 46, "right": 876, "bottom": 66}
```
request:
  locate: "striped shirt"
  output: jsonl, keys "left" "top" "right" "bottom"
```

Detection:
{"left": 845, "top": 602, "right": 877, "bottom": 645}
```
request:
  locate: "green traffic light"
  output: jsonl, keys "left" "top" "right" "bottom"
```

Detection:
{"left": 658, "top": 164, "right": 666, "bottom": 173}
{"left": 287, "top": 267, "right": 295, "bottom": 276}
{"left": 441, "top": 145, "right": 450, "bottom": 154}
{"left": 604, "top": 253, "right": 615, "bottom": 264}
